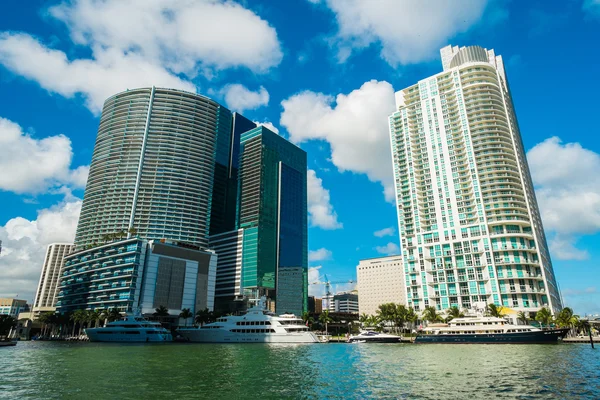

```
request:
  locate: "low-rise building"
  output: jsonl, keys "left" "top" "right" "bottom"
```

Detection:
{"left": 56, "top": 238, "right": 217, "bottom": 317}
{"left": 0, "top": 298, "right": 28, "bottom": 318}
{"left": 357, "top": 255, "right": 406, "bottom": 316}
{"left": 333, "top": 292, "right": 359, "bottom": 314}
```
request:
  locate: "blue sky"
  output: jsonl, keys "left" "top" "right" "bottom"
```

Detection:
{"left": 0, "top": 0, "right": 599, "bottom": 315}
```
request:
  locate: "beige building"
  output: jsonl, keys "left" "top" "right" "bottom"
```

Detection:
{"left": 357, "top": 255, "right": 406, "bottom": 316}
{"left": 0, "top": 298, "right": 28, "bottom": 318}
{"left": 32, "top": 243, "right": 74, "bottom": 316}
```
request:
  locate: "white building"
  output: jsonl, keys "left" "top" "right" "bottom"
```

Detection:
{"left": 357, "top": 256, "right": 406, "bottom": 316}
{"left": 389, "top": 45, "right": 561, "bottom": 314}
{"left": 32, "top": 243, "right": 74, "bottom": 316}
{"left": 333, "top": 291, "right": 359, "bottom": 314}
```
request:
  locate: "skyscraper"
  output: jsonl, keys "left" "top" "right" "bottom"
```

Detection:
{"left": 33, "top": 243, "right": 74, "bottom": 315}
{"left": 237, "top": 126, "right": 308, "bottom": 314}
{"left": 74, "top": 87, "right": 232, "bottom": 249}
{"left": 389, "top": 45, "right": 562, "bottom": 315}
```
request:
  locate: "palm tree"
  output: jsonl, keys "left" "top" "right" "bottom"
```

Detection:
{"left": 421, "top": 306, "right": 444, "bottom": 324}
{"left": 535, "top": 307, "right": 553, "bottom": 329}
{"left": 0, "top": 315, "right": 17, "bottom": 336}
{"left": 555, "top": 307, "right": 579, "bottom": 328}
{"left": 575, "top": 318, "right": 591, "bottom": 337}
{"left": 485, "top": 303, "right": 504, "bottom": 318}
{"left": 128, "top": 227, "right": 138, "bottom": 237}
{"left": 405, "top": 308, "right": 418, "bottom": 333}
{"left": 445, "top": 306, "right": 464, "bottom": 322}
{"left": 71, "top": 309, "right": 88, "bottom": 336}
{"left": 195, "top": 308, "right": 211, "bottom": 327}
{"left": 302, "top": 312, "right": 315, "bottom": 329}
{"left": 517, "top": 311, "right": 529, "bottom": 325}
{"left": 37, "top": 312, "right": 54, "bottom": 337}
{"left": 179, "top": 308, "right": 193, "bottom": 327}
{"left": 102, "top": 308, "right": 121, "bottom": 326}
{"left": 359, "top": 313, "right": 369, "bottom": 327}
{"left": 154, "top": 305, "right": 169, "bottom": 317}
{"left": 88, "top": 310, "right": 102, "bottom": 328}
{"left": 319, "top": 310, "right": 333, "bottom": 335}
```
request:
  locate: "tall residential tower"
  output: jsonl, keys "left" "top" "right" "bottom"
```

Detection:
{"left": 33, "top": 243, "right": 74, "bottom": 315}
{"left": 389, "top": 45, "right": 561, "bottom": 315}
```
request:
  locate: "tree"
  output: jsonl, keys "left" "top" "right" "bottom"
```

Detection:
{"left": 71, "top": 310, "right": 89, "bottom": 336}
{"left": 535, "top": 307, "right": 553, "bottom": 329}
{"left": 445, "top": 306, "right": 464, "bottom": 322}
{"left": 0, "top": 315, "right": 16, "bottom": 336}
{"left": 555, "top": 307, "right": 579, "bottom": 328}
{"left": 575, "top": 319, "right": 591, "bottom": 336}
{"left": 485, "top": 304, "right": 504, "bottom": 318}
{"left": 359, "top": 313, "right": 369, "bottom": 326}
{"left": 195, "top": 308, "right": 211, "bottom": 327}
{"left": 179, "top": 308, "right": 193, "bottom": 327}
{"left": 88, "top": 310, "right": 102, "bottom": 328}
{"left": 102, "top": 308, "right": 121, "bottom": 326}
{"left": 128, "top": 227, "right": 138, "bottom": 237}
{"left": 517, "top": 311, "right": 529, "bottom": 325}
{"left": 38, "top": 312, "right": 54, "bottom": 337}
{"left": 421, "top": 306, "right": 444, "bottom": 324}
{"left": 302, "top": 312, "right": 315, "bottom": 329}
{"left": 154, "top": 305, "right": 169, "bottom": 317}
{"left": 319, "top": 310, "right": 333, "bottom": 335}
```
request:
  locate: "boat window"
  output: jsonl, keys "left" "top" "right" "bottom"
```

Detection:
{"left": 125, "top": 331, "right": 140, "bottom": 334}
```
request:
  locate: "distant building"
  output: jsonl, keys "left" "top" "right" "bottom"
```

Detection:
{"left": 0, "top": 298, "right": 28, "bottom": 318}
{"left": 56, "top": 238, "right": 217, "bottom": 316}
{"left": 209, "top": 229, "right": 244, "bottom": 312}
{"left": 389, "top": 45, "right": 561, "bottom": 313}
{"left": 314, "top": 298, "right": 323, "bottom": 314}
{"left": 333, "top": 292, "right": 359, "bottom": 314}
{"left": 357, "top": 255, "right": 405, "bottom": 316}
{"left": 307, "top": 296, "right": 316, "bottom": 313}
{"left": 32, "top": 243, "right": 74, "bottom": 317}
{"left": 277, "top": 266, "right": 307, "bottom": 315}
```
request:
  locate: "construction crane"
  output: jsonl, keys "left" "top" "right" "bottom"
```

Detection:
{"left": 309, "top": 274, "right": 356, "bottom": 310}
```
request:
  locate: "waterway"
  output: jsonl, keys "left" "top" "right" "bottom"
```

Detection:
{"left": 1, "top": 342, "right": 598, "bottom": 399}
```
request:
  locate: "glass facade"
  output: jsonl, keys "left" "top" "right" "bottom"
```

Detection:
{"left": 237, "top": 126, "right": 308, "bottom": 312}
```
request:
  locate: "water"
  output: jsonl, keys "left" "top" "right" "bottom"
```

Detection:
{"left": 1, "top": 342, "right": 599, "bottom": 399}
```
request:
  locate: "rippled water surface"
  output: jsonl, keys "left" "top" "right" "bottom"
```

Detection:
{"left": 1, "top": 342, "right": 599, "bottom": 399}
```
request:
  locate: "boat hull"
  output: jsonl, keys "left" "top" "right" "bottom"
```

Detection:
{"left": 0, "top": 340, "right": 18, "bottom": 347}
{"left": 348, "top": 337, "right": 401, "bottom": 343}
{"left": 86, "top": 329, "right": 172, "bottom": 343}
{"left": 414, "top": 328, "right": 569, "bottom": 344}
{"left": 177, "top": 329, "right": 319, "bottom": 343}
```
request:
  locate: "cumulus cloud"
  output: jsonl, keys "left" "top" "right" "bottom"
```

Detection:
{"left": 221, "top": 84, "right": 269, "bottom": 112}
{"left": 320, "top": 0, "right": 490, "bottom": 65}
{"left": 374, "top": 227, "right": 395, "bottom": 238}
{"left": 282, "top": 80, "right": 396, "bottom": 201}
{"left": 527, "top": 137, "right": 600, "bottom": 260}
{"left": 309, "top": 248, "right": 332, "bottom": 262}
{"left": 307, "top": 169, "right": 342, "bottom": 230}
{"left": 0, "top": 117, "right": 88, "bottom": 194}
{"left": 0, "top": 195, "right": 82, "bottom": 301}
{"left": 375, "top": 242, "right": 400, "bottom": 256}
{"left": 0, "top": 0, "right": 282, "bottom": 113}
{"left": 253, "top": 121, "right": 280, "bottom": 134}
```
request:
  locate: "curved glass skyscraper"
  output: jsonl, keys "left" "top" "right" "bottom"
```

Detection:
{"left": 75, "top": 87, "right": 232, "bottom": 249}
{"left": 389, "top": 45, "right": 562, "bottom": 315}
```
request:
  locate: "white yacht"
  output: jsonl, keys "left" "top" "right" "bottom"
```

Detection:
{"left": 347, "top": 330, "right": 402, "bottom": 343}
{"left": 177, "top": 298, "right": 319, "bottom": 343}
{"left": 86, "top": 314, "right": 172, "bottom": 343}
{"left": 415, "top": 316, "right": 568, "bottom": 344}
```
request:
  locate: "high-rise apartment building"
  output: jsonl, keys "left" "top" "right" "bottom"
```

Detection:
{"left": 74, "top": 87, "right": 233, "bottom": 249}
{"left": 238, "top": 126, "right": 308, "bottom": 313}
{"left": 33, "top": 243, "right": 74, "bottom": 315}
{"left": 389, "top": 45, "right": 561, "bottom": 314}
{"left": 357, "top": 255, "right": 406, "bottom": 316}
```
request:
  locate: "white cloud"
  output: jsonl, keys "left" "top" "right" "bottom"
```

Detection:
{"left": 562, "top": 286, "right": 599, "bottom": 316}
{"left": 0, "top": 195, "right": 82, "bottom": 301}
{"left": 307, "top": 169, "right": 342, "bottom": 230}
{"left": 320, "top": 0, "right": 490, "bottom": 65}
{"left": 527, "top": 137, "right": 600, "bottom": 260}
{"left": 375, "top": 242, "right": 400, "bottom": 255}
{"left": 49, "top": 0, "right": 282, "bottom": 74}
{"left": 221, "top": 84, "right": 269, "bottom": 112}
{"left": 0, "top": 117, "right": 88, "bottom": 194}
{"left": 0, "top": 0, "right": 282, "bottom": 113}
{"left": 253, "top": 121, "right": 280, "bottom": 134}
{"left": 374, "top": 227, "right": 395, "bottom": 238}
{"left": 309, "top": 248, "right": 332, "bottom": 262}
{"left": 282, "top": 80, "right": 396, "bottom": 201}
{"left": 0, "top": 33, "right": 196, "bottom": 114}
{"left": 583, "top": 0, "right": 600, "bottom": 17}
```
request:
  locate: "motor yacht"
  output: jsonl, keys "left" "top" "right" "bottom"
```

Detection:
{"left": 415, "top": 316, "right": 569, "bottom": 344}
{"left": 177, "top": 297, "right": 318, "bottom": 343}
{"left": 86, "top": 314, "right": 172, "bottom": 342}
{"left": 347, "top": 330, "right": 402, "bottom": 343}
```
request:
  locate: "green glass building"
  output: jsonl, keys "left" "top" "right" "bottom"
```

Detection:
{"left": 237, "top": 126, "right": 308, "bottom": 314}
